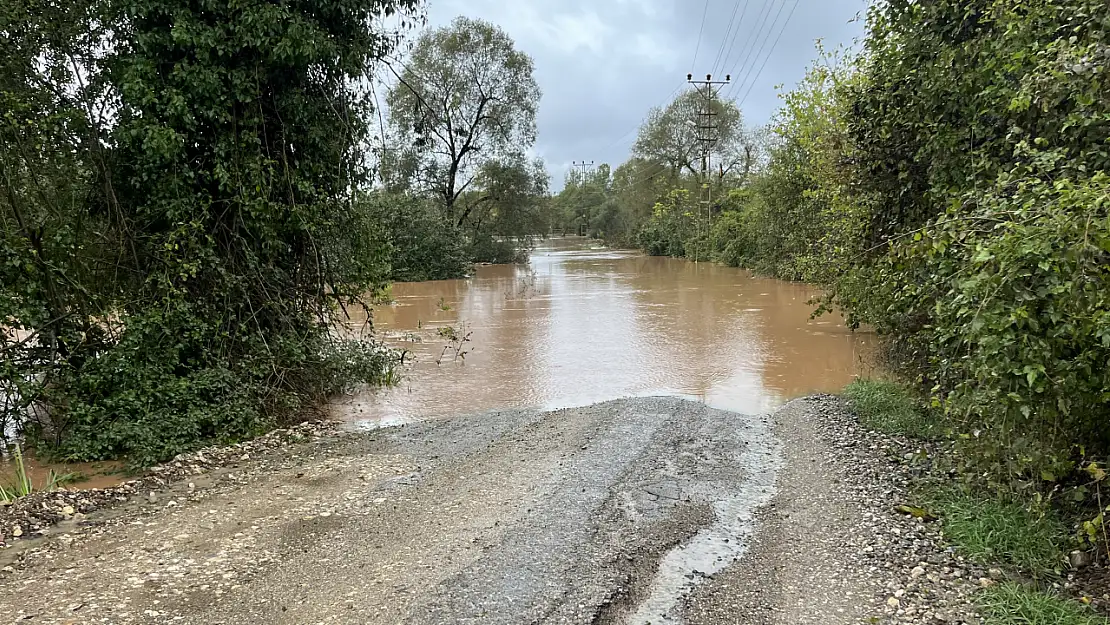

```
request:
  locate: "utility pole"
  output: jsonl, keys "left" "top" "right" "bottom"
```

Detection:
{"left": 686, "top": 73, "right": 729, "bottom": 264}
{"left": 571, "top": 160, "right": 596, "bottom": 177}
{"left": 571, "top": 161, "right": 596, "bottom": 236}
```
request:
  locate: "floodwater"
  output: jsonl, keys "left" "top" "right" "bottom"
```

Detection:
{"left": 0, "top": 450, "right": 123, "bottom": 494}
{"left": 335, "top": 237, "right": 875, "bottom": 427}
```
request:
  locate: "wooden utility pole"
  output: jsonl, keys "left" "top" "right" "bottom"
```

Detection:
{"left": 686, "top": 73, "right": 729, "bottom": 263}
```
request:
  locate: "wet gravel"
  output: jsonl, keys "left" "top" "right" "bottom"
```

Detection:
{"left": 683, "top": 395, "right": 983, "bottom": 624}
{"left": 0, "top": 395, "right": 990, "bottom": 624}
{"left": 0, "top": 398, "right": 772, "bottom": 624}
{"left": 0, "top": 420, "right": 338, "bottom": 551}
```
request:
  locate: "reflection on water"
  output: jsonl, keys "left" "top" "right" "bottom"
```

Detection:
{"left": 336, "top": 237, "right": 875, "bottom": 426}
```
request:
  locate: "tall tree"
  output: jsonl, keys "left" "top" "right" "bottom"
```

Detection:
{"left": 387, "top": 16, "right": 541, "bottom": 225}
{"left": 632, "top": 89, "right": 755, "bottom": 184}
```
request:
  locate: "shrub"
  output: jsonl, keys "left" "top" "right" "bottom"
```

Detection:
{"left": 2, "top": 0, "right": 419, "bottom": 466}
{"left": 637, "top": 189, "right": 696, "bottom": 258}
{"left": 359, "top": 192, "right": 470, "bottom": 282}
{"left": 862, "top": 174, "right": 1110, "bottom": 484}
{"left": 468, "top": 234, "right": 529, "bottom": 265}
{"left": 824, "top": 0, "right": 1110, "bottom": 489}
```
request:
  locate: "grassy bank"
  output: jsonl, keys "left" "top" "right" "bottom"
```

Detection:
{"left": 843, "top": 379, "right": 1108, "bottom": 625}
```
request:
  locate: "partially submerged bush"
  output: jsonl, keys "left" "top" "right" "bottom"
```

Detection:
{"left": 2, "top": 0, "right": 420, "bottom": 466}
{"left": 359, "top": 192, "right": 471, "bottom": 282}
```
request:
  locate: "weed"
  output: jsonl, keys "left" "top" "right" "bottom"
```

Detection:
{"left": 436, "top": 297, "right": 453, "bottom": 312}
{"left": 435, "top": 323, "right": 472, "bottom": 364}
{"left": 0, "top": 444, "right": 77, "bottom": 503}
{"left": 979, "top": 582, "right": 1108, "bottom": 625}
{"left": 931, "top": 489, "right": 1065, "bottom": 578}
{"left": 843, "top": 379, "right": 935, "bottom": 438}
{"left": 0, "top": 444, "right": 33, "bottom": 502}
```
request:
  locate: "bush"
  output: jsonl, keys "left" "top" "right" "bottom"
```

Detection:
{"left": 637, "top": 189, "right": 696, "bottom": 258}
{"left": 861, "top": 174, "right": 1110, "bottom": 483}
{"left": 2, "top": 0, "right": 419, "bottom": 467}
{"left": 822, "top": 0, "right": 1110, "bottom": 491}
{"left": 359, "top": 192, "right": 470, "bottom": 282}
{"left": 468, "top": 234, "right": 529, "bottom": 265}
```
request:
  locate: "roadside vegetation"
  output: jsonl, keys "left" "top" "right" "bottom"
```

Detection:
{"left": 842, "top": 380, "right": 935, "bottom": 440}
{"left": 980, "top": 583, "right": 1109, "bottom": 625}
{"left": 845, "top": 377, "right": 1105, "bottom": 623}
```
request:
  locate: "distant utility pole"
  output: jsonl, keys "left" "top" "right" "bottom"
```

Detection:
{"left": 686, "top": 73, "right": 730, "bottom": 264}
{"left": 571, "top": 160, "right": 596, "bottom": 177}
{"left": 571, "top": 161, "right": 596, "bottom": 236}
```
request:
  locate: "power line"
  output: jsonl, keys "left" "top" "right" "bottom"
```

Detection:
{"left": 722, "top": 0, "right": 779, "bottom": 100}
{"left": 727, "top": 0, "right": 789, "bottom": 100}
{"left": 709, "top": 0, "right": 746, "bottom": 77}
{"left": 720, "top": 0, "right": 779, "bottom": 100}
{"left": 716, "top": 0, "right": 755, "bottom": 82}
{"left": 598, "top": 81, "right": 685, "bottom": 154}
{"left": 736, "top": 0, "right": 800, "bottom": 106}
{"left": 690, "top": 0, "right": 711, "bottom": 71}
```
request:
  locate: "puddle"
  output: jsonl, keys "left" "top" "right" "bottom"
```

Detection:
{"left": 627, "top": 411, "right": 783, "bottom": 623}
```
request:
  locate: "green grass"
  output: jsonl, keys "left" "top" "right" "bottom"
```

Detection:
{"left": 843, "top": 378, "right": 935, "bottom": 438}
{"left": 980, "top": 582, "right": 1109, "bottom": 625}
{"left": 932, "top": 489, "right": 1065, "bottom": 578}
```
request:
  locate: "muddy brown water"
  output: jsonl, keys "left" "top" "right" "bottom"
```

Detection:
{"left": 335, "top": 237, "right": 875, "bottom": 427}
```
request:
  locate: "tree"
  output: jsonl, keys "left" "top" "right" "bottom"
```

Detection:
{"left": 387, "top": 17, "right": 541, "bottom": 227}
{"left": 553, "top": 164, "right": 611, "bottom": 236}
{"left": 465, "top": 154, "right": 550, "bottom": 237}
{"left": 632, "top": 89, "right": 755, "bottom": 185}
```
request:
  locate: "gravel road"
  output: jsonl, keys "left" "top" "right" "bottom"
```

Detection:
{"left": 0, "top": 396, "right": 981, "bottom": 624}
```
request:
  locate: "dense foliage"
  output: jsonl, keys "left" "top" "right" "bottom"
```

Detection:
{"left": 2, "top": 0, "right": 418, "bottom": 465}
{"left": 358, "top": 192, "right": 469, "bottom": 282}
{"left": 838, "top": 0, "right": 1110, "bottom": 489}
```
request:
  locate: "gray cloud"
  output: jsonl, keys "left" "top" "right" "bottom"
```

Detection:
{"left": 423, "top": 0, "right": 867, "bottom": 188}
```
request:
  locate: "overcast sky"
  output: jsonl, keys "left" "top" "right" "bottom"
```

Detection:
{"left": 421, "top": 0, "right": 867, "bottom": 189}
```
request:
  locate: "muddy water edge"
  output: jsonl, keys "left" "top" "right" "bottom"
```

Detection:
{"left": 336, "top": 236, "right": 874, "bottom": 426}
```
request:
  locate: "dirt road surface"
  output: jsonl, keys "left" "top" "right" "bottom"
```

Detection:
{"left": 0, "top": 397, "right": 975, "bottom": 624}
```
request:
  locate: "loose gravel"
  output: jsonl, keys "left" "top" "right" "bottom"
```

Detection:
{"left": 0, "top": 395, "right": 991, "bottom": 624}
{"left": 683, "top": 395, "right": 984, "bottom": 625}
